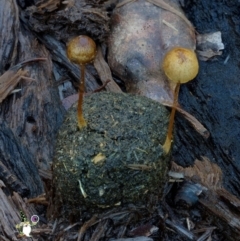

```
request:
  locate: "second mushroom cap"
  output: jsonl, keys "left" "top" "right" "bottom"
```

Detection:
{"left": 162, "top": 47, "right": 199, "bottom": 84}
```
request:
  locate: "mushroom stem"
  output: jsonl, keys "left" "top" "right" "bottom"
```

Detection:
{"left": 77, "top": 64, "right": 87, "bottom": 129}
{"left": 162, "top": 82, "right": 180, "bottom": 154}
{"left": 66, "top": 35, "right": 97, "bottom": 129}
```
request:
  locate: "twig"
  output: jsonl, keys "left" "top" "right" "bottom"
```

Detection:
{"left": 77, "top": 215, "right": 98, "bottom": 241}
{"left": 162, "top": 101, "right": 209, "bottom": 138}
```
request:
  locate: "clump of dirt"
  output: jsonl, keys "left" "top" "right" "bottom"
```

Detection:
{"left": 52, "top": 92, "right": 170, "bottom": 218}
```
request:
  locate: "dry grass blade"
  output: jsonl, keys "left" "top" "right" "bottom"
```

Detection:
{"left": 28, "top": 193, "right": 48, "bottom": 205}
{"left": 82, "top": 8, "right": 109, "bottom": 20}
{"left": 35, "top": 0, "right": 61, "bottom": 13}
{"left": 146, "top": 0, "right": 195, "bottom": 33}
{"left": 116, "top": 0, "right": 137, "bottom": 8}
{"left": 0, "top": 69, "right": 28, "bottom": 103}
{"left": 127, "top": 164, "right": 153, "bottom": 171}
{"left": 64, "top": 222, "right": 81, "bottom": 232}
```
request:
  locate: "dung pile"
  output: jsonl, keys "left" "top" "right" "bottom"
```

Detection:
{"left": 52, "top": 92, "right": 170, "bottom": 218}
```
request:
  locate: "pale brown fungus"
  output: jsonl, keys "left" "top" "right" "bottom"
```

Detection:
{"left": 162, "top": 47, "right": 199, "bottom": 154}
{"left": 67, "top": 35, "right": 97, "bottom": 129}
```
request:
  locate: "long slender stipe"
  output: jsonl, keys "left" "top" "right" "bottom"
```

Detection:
{"left": 66, "top": 35, "right": 97, "bottom": 129}
{"left": 162, "top": 82, "right": 180, "bottom": 154}
{"left": 77, "top": 64, "right": 87, "bottom": 129}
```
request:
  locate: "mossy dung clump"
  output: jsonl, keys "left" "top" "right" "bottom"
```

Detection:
{"left": 52, "top": 92, "right": 170, "bottom": 217}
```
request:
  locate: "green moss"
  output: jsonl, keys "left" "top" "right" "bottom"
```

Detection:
{"left": 52, "top": 92, "right": 170, "bottom": 217}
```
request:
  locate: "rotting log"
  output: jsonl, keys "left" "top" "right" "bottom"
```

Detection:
{"left": 172, "top": 157, "right": 240, "bottom": 240}
{"left": 0, "top": 180, "right": 39, "bottom": 241}
{"left": 0, "top": 0, "right": 19, "bottom": 72}
{"left": 173, "top": 0, "right": 240, "bottom": 198}
{"left": 23, "top": 0, "right": 110, "bottom": 43}
{"left": 0, "top": 0, "right": 65, "bottom": 171}
{"left": 0, "top": 0, "right": 65, "bottom": 238}
{"left": 0, "top": 121, "right": 43, "bottom": 197}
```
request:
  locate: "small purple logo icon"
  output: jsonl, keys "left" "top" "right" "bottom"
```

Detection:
{"left": 16, "top": 212, "right": 39, "bottom": 237}
{"left": 30, "top": 215, "right": 39, "bottom": 224}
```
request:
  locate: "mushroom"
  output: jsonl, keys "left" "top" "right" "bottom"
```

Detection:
{"left": 67, "top": 35, "right": 97, "bottom": 129}
{"left": 162, "top": 47, "right": 199, "bottom": 154}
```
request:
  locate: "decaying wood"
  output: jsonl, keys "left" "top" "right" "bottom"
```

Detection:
{"left": 0, "top": 0, "right": 19, "bottom": 73}
{"left": 31, "top": 228, "right": 52, "bottom": 235}
{"left": 88, "top": 219, "right": 108, "bottom": 241}
{"left": 39, "top": 168, "right": 52, "bottom": 181}
{"left": 172, "top": 157, "right": 240, "bottom": 240}
{"left": 0, "top": 0, "right": 64, "bottom": 238}
{"left": 0, "top": 69, "right": 26, "bottom": 102}
{"left": 94, "top": 46, "right": 122, "bottom": 93}
{"left": 77, "top": 215, "right": 98, "bottom": 241}
{"left": 199, "top": 189, "right": 240, "bottom": 240}
{"left": 172, "top": 157, "right": 222, "bottom": 190}
{"left": 170, "top": 0, "right": 240, "bottom": 204}
{"left": 0, "top": 121, "right": 43, "bottom": 196}
{"left": 0, "top": 25, "right": 65, "bottom": 171}
{"left": 32, "top": 0, "right": 61, "bottom": 13}
{"left": 0, "top": 182, "right": 19, "bottom": 241}
{"left": 0, "top": 58, "right": 46, "bottom": 103}
{"left": 129, "top": 224, "right": 158, "bottom": 237}
{"left": 0, "top": 180, "right": 38, "bottom": 241}
{"left": 0, "top": 161, "right": 28, "bottom": 197}
{"left": 24, "top": 0, "right": 110, "bottom": 43}
{"left": 28, "top": 193, "right": 48, "bottom": 206}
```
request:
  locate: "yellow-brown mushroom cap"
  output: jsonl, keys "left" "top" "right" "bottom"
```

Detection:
{"left": 67, "top": 35, "right": 97, "bottom": 65}
{"left": 162, "top": 47, "right": 199, "bottom": 84}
